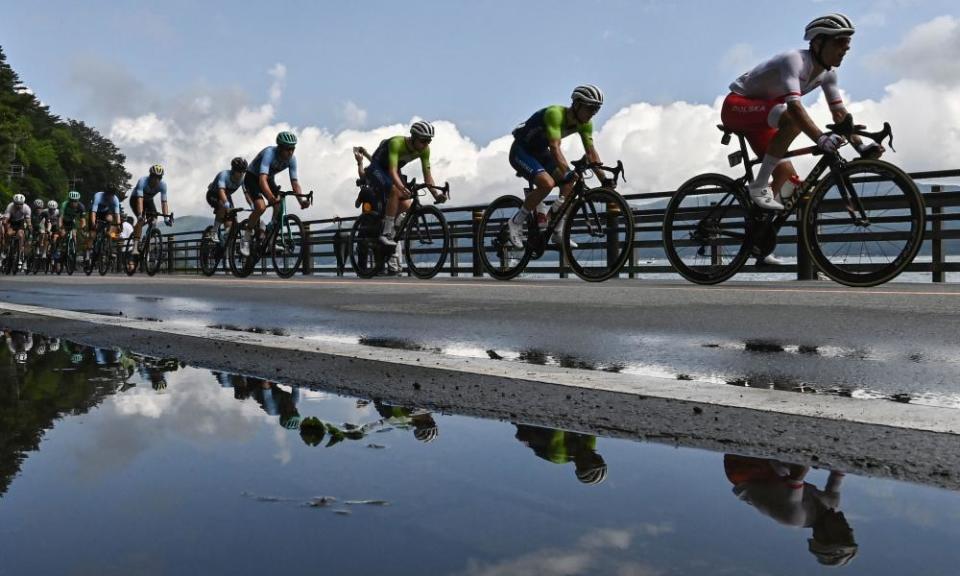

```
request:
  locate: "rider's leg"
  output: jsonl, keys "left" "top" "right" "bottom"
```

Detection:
{"left": 748, "top": 114, "right": 801, "bottom": 210}
{"left": 242, "top": 198, "right": 266, "bottom": 255}
{"left": 380, "top": 184, "right": 403, "bottom": 246}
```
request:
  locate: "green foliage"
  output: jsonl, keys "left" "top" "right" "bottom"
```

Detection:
{"left": 0, "top": 45, "right": 129, "bottom": 206}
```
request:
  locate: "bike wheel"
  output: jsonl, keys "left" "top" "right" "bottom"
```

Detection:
{"left": 802, "top": 158, "right": 926, "bottom": 287}
{"left": 65, "top": 238, "right": 76, "bottom": 275}
{"left": 97, "top": 240, "right": 112, "bottom": 276}
{"left": 123, "top": 236, "right": 139, "bottom": 276}
{"left": 563, "top": 188, "right": 635, "bottom": 282}
{"left": 477, "top": 195, "right": 531, "bottom": 281}
{"left": 199, "top": 226, "right": 221, "bottom": 277}
{"left": 144, "top": 228, "right": 163, "bottom": 276}
{"left": 5, "top": 238, "right": 19, "bottom": 275}
{"left": 404, "top": 206, "right": 449, "bottom": 279}
{"left": 229, "top": 219, "right": 257, "bottom": 278}
{"left": 349, "top": 214, "right": 383, "bottom": 278}
{"left": 271, "top": 214, "right": 305, "bottom": 278}
{"left": 662, "top": 173, "right": 753, "bottom": 284}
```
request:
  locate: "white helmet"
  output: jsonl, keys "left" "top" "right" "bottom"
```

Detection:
{"left": 410, "top": 121, "right": 435, "bottom": 139}
{"left": 13, "top": 194, "right": 25, "bottom": 205}
{"left": 47, "top": 200, "right": 58, "bottom": 209}
{"left": 804, "top": 13, "right": 855, "bottom": 41}
{"left": 572, "top": 84, "right": 604, "bottom": 107}
{"left": 33, "top": 198, "right": 44, "bottom": 208}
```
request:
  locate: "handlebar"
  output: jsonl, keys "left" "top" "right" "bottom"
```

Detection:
{"left": 570, "top": 157, "right": 627, "bottom": 186}
{"left": 406, "top": 179, "right": 451, "bottom": 203}
{"left": 277, "top": 190, "right": 314, "bottom": 207}
{"left": 826, "top": 115, "right": 896, "bottom": 152}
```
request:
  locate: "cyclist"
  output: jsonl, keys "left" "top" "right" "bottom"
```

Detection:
{"left": 130, "top": 164, "right": 172, "bottom": 255}
{"left": 26, "top": 198, "right": 47, "bottom": 257}
{"left": 205, "top": 157, "right": 248, "bottom": 240}
{"left": 88, "top": 188, "right": 121, "bottom": 259}
{"left": 44, "top": 200, "right": 61, "bottom": 257}
{"left": 506, "top": 84, "right": 612, "bottom": 248}
{"left": 3, "top": 194, "right": 32, "bottom": 267}
{"left": 722, "top": 13, "right": 881, "bottom": 213}
{"left": 242, "top": 131, "right": 308, "bottom": 256}
{"left": 514, "top": 424, "right": 607, "bottom": 485}
{"left": 57, "top": 191, "right": 86, "bottom": 261}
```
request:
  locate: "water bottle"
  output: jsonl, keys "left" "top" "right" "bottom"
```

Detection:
{"left": 535, "top": 203, "right": 549, "bottom": 228}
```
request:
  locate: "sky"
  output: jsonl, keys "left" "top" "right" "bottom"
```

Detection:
{"left": 2, "top": 0, "right": 960, "bottom": 217}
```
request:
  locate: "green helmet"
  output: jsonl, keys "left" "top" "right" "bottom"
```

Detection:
{"left": 276, "top": 131, "right": 298, "bottom": 148}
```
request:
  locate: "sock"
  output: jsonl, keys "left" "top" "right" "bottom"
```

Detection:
{"left": 382, "top": 217, "right": 395, "bottom": 236}
{"left": 511, "top": 207, "right": 531, "bottom": 225}
{"left": 750, "top": 154, "right": 781, "bottom": 192}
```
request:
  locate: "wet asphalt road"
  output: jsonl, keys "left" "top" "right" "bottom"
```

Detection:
{"left": 1, "top": 275, "right": 959, "bottom": 406}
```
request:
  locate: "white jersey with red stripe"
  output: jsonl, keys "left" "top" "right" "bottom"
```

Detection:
{"left": 730, "top": 49, "right": 844, "bottom": 110}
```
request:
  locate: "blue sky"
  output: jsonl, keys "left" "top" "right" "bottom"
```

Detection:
{"left": 3, "top": 0, "right": 957, "bottom": 143}
{"left": 3, "top": 0, "right": 959, "bottom": 216}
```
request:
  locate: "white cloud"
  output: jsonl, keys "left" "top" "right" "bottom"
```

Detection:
{"left": 342, "top": 100, "right": 368, "bottom": 129}
{"left": 106, "top": 17, "right": 960, "bottom": 223}
{"left": 870, "top": 15, "right": 960, "bottom": 85}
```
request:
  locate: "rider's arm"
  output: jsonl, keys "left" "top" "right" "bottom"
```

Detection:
{"left": 160, "top": 182, "right": 169, "bottom": 217}
{"left": 257, "top": 148, "right": 278, "bottom": 204}
{"left": 420, "top": 149, "right": 442, "bottom": 201}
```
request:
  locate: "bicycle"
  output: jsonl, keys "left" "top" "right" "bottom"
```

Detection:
{"left": 477, "top": 158, "right": 633, "bottom": 282}
{"left": 2, "top": 226, "right": 25, "bottom": 275}
{"left": 233, "top": 190, "right": 313, "bottom": 278}
{"left": 83, "top": 218, "right": 117, "bottom": 276}
{"left": 199, "top": 207, "right": 246, "bottom": 277}
{"left": 662, "top": 115, "right": 924, "bottom": 287}
{"left": 26, "top": 229, "right": 50, "bottom": 275}
{"left": 53, "top": 225, "right": 81, "bottom": 275}
{"left": 350, "top": 178, "right": 451, "bottom": 279}
{"left": 124, "top": 212, "right": 174, "bottom": 277}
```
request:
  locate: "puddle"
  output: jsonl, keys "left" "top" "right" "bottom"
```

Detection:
{"left": 2, "top": 327, "right": 960, "bottom": 574}
{"left": 208, "top": 324, "right": 289, "bottom": 336}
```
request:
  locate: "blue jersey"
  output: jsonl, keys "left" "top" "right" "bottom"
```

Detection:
{"left": 130, "top": 175, "right": 168, "bottom": 201}
{"left": 91, "top": 192, "right": 120, "bottom": 214}
{"left": 247, "top": 146, "right": 298, "bottom": 180}
{"left": 207, "top": 170, "right": 246, "bottom": 194}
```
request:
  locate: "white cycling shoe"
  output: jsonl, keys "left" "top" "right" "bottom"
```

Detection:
{"left": 550, "top": 230, "right": 578, "bottom": 249}
{"left": 749, "top": 187, "right": 785, "bottom": 211}
{"left": 506, "top": 218, "right": 525, "bottom": 248}
{"left": 760, "top": 253, "right": 785, "bottom": 266}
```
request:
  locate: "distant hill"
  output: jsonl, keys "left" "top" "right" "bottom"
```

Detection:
{"left": 164, "top": 215, "right": 212, "bottom": 236}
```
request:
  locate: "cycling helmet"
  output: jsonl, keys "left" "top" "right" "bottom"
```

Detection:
{"left": 276, "top": 131, "right": 298, "bottom": 147}
{"left": 71, "top": 353, "right": 83, "bottom": 365}
{"left": 149, "top": 164, "right": 164, "bottom": 178}
{"left": 805, "top": 13, "right": 855, "bottom": 41}
{"left": 572, "top": 84, "right": 604, "bottom": 107}
{"left": 410, "top": 121, "right": 435, "bottom": 140}
{"left": 49, "top": 338, "right": 60, "bottom": 352}
{"left": 14, "top": 351, "right": 28, "bottom": 364}
{"left": 231, "top": 157, "right": 248, "bottom": 172}
{"left": 47, "top": 200, "right": 58, "bottom": 210}
{"left": 36, "top": 342, "right": 47, "bottom": 356}
{"left": 68, "top": 190, "right": 81, "bottom": 201}
{"left": 575, "top": 462, "right": 608, "bottom": 485}
{"left": 13, "top": 194, "right": 25, "bottom": 205}
{"left": 33, "top": 198, "right": 44, "bottom": 208}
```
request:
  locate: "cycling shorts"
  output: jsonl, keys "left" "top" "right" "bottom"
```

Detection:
{"left": 130, "top": 196, "right": 157, "bottom": 217}
{"left": 244, "top": 172, "right": 280, "bottom": 201}
{"left": 509, "top": 140, "right": 558, "bottom": 182}
{"left": 206, "top": 188, "right": 235, "bottom": 210}
{"left": 719, "top": 92, "right": 788, "bottom": 158}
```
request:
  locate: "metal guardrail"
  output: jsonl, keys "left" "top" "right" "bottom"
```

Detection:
{"left": 156, "top": 169, "right": 960, "bottom": 282}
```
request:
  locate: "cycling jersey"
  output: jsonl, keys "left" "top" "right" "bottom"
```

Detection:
{"left": 247, "top": 146, "right": 299, "bottom": 180}
{"left": 207, "top": 170, "right": 246, "bottom": 194}
{"left": 512, "top": 105, "right": 594, "bottom": 152}
{"left": 91, "top": 192, "right": 120, "bottom": 215}
{"left": 3, "top": 203, "right": 31, "bottom": 223}
{"left": 130, "top": 175, "right": 168, "bottom": 201}
{"left": 45, "top": 207, "right": 60, "bottom": 223}
{"left": 31, "top": 208, "right": 46, "bottom": 229}
{"left": 60, "top": 200, "right": 86, "bottom": 222}
{"left": 730, "top": 49, "right": 843, "bottom": 109}
{"left": 370, "top": 136, "right": 431, "bottom": 173}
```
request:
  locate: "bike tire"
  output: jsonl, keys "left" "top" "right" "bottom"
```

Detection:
{"left": 65, "top": 237, "right": 76, "bottom": 275}
{"left": 802, "top": 158, "right": 926, "bottom": 287}
{"left": 662, "top": 173, "right": 753, "bottom": 285}
{"left": 98, "top": 242, "right": 112, "bottom": 276}
{"left": 562, "top": 188, "right": 635, "bottom": 282}
{"left": 230, "top": 218, "right": 257, "bottom": 278}
{"left": 404, "top": 205, "right": 449, "bottom": 279}
{"left": 349, "top": 214, "right": 383, "bottom": 279}
{"left": 199, "top": 226, "right": 221, "bottom": 277}
{"left": 477, "top": 195, "right": 531, "bottom": 281}
{"left": 144, "top": 228, "right": 163, "bottom": 276}
{"left": 271, "top": 214, "right": 304, "bottom": 278}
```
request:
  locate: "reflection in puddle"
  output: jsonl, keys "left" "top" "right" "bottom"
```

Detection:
{"left": 208, "top": 324, "right": 289, "bottom": 336}
{"left": 2, "top": 327, "right": 960, "bottom": 574}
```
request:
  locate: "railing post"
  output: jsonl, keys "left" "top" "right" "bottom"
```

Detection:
{"left": 302, "top": 226, "right": 313, "bottom": 276}
{"left": 606, "top": 201, "right": 621, "bottom": 279}
{"left": 932, "top": 201, "right": 944, "bottom": 283}
{"left": 166, "top": 236, "right": 174, "bottom": 274}
{"left": 795, "top": 200, "right": 817, "bottom": 280}
{"left": 472, "top": 209, "right": 483, "bottom": 277}
{"left": 450, "top": 226, "right": 459, "bottom": 277}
